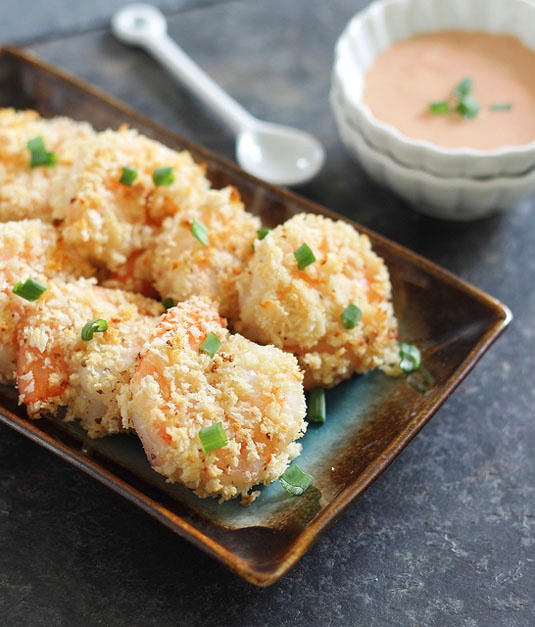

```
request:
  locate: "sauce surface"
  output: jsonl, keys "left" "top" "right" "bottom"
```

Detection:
{"left": 363, "top": 31, "right": 535, "bottom": 150}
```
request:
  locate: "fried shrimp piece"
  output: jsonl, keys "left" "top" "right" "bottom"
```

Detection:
{"left": 148, "top": 186, "right": 261, "bottom": 322}
{"left": 236, "top": 213, "right": 400, "bottom": 390}
{"left": 0, "top": 108, "right": 94, "bottom": 221}
{"left": 0, "top": 220, "right": 95, "bottom": 384}
{"left": 120, "top": 297, "right": 307, "bottom": 504}
{"left": 16, "top": 278, "right": 163, "bottom": 438}
{"left": 51, "top": 127, "right": 212, "bottom": 272}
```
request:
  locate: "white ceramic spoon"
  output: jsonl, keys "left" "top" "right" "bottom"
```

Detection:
{"left": 111, "top": 4, "right": 325, "bottom": 186}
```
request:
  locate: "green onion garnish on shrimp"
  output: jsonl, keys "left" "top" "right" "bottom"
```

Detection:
{"left": 280, "top": 464, "right": 313, "bottom": 496}
{"left": 191, "top": 218, "right": 209, "bottom": 246}
{"left": 152, "top": 166, "right": 174, "bottom": 186}
{"left": 81, "top": 318, "right": 108, "bottom": 341}
{"left": 341, "top": 303, "right": 362, "bottom": 329}
{"left": 119, "top": 166, "right": 138, "bottom": 186}
{"left": 199, "top": 422, "right": 228, "bottom": 452}
{"left": 294, "top": 243, "right": 316, "bottom": 270}
{"left": 256, "top": 227, "right": 272, "bottom": 240}
{"left": 199, "top": 331, "right": 221, "bottom": 358}
{"left": 27, "top": 136, "right": 57, "bottom": 168}
{"left": 12, "top": 278, "right": 47, "bottom": 301}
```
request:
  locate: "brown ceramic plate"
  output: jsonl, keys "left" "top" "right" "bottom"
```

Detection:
{"left": 0, "top": 47, "right": 512, "bottom": 586}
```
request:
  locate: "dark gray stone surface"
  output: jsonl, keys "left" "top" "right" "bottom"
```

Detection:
{"left": 1, "top": 1, "right": 534, "bottom": 625}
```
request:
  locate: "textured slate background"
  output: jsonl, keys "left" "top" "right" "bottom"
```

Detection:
{"left": 1, "top": 1, "right": 534, "bottom": 625}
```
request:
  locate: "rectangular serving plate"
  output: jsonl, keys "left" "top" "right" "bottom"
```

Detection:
{"left": 0, "top": 46, "right": 512, "bottom": 586}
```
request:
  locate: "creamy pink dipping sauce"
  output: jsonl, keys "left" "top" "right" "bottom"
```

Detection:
{"left": 363, "top": 30, "right": 535, "bottom": 150}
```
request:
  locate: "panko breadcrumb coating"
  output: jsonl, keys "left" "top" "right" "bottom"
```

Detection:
{"left": 0, "top": 219, "right": 95, "bottom": 384}
{"left": 148, "top": 186, "right": 261, "bottom": 322}
{"left": 0, "top": 108, "right": 94, "bottom": 222}
{"left": 16, "top": 278, "right": 163, "bottom": 438}
{"left": 52, "top": 127, "right": 212, "bottom": 271}
{"left": 236, "top": 213, "right": 400, "bottom": 389}
{"left": 120, "top": 297, "right": 307, "bottom": 504}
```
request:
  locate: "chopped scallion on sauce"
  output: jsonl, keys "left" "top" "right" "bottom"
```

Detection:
{"left": 454, "top": 77, "right": 473, "bottom": 99}
{"left": 456, "top": 94, "right": 480, "bottom": 119}
{"left": 428, "top": 100, "right": 451, "bottom": 115}
{"left": 490, "top": 103, "right": 513, "bottom": 112}
{"left": 162, "top": 297, "right": 175, "bottom": 310}
{"left": 12, "top": 278, "right": 47, "bottom": 301}
{"left": 429, "top": 77, "right": 482, "bottom": 120}
{"left": 199, "top": 422, "right": 227, "bottom": 452}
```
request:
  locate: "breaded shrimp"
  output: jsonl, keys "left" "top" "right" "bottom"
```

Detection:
{"left": 0, "top": 219, "right": 95, "bottom": 384}
{"left": 120, "top": 297, "right": 307, "bottom": 504}
{"left": 148, "top": 186, "right": 261, "bottom": 322}
{"left": 16, "top": 278, "right": 163, "bottom": 438}
{"left": 236, "top": 213, "right": 400, "bottom": 389}
{"left": 51, "top": 127, "right": 211, "bottom": 271}
{"left": 0, "top": 108, "right": 94, "bottom": 222}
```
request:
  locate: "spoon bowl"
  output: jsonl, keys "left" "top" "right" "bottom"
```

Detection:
{"left": 112, "top": 4, "right": 325, "bottom": 186}
{"left": 237, "top": 123, "right": 325, "bottom": 186}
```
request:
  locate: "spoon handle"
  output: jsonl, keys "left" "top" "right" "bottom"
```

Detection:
{"left": 143, "top": 30, "right": 255, "bottom": 134}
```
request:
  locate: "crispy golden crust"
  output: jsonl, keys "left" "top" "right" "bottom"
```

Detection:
{"left": 236, "top": 213, "right": 400, "bottom": 389}
{"left": 52, "top": 127, "right": 211, "bottom": 271}
{"left": 0, "top": 220, "right": 96, "bottom": 384}
{"left": 149, "top": 186, "right": 261, "bottom": 322}
{"left": 0, "top": 108, "right": 94, "bottom": 222}
{"left": 16, "top": 278, "right": 163, "bottom": 437}
{"left": 120, "top": 298, "right": 306, "bottom": 503}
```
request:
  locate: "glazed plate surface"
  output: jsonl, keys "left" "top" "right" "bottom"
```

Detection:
{"left": 0, "top": 47, "right": 511, "bottom": 586}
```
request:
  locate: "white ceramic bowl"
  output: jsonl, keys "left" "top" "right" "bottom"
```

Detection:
{"left": 332, "top": 0, "right": 535, "bottom": 178}
{"left": 332, "top": 87, "right": 535, "bottom": 220}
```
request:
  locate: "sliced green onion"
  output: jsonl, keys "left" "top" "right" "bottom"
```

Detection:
{"left": 307, "top": 387, "right": 326, "bottom": 424}
{"left": 408, "top": 365, "right": 435, "bottom": 393}
{"left": 294, "top": 243, "right": 316, "bottom": 270}
{"left": 456, "top": 94, "right": 480, "bottom": 119}
{"left": 27, "top": 136, "right": 57, "bottom": 168}
{"left": 454, "top": 77, "right": 473, "bottom": 98}
{"left": 119, "top": 166, "right": 138, "bottom": 186}
{"left": 280, "top": 465, "right": 313, "bottom": 496}
{"left": 399, "top": 342, "right": 421, "bottom": 373}
{"left": 199, "top": 331, "right": 221, "bottom": 358}
{"left": 152, "top": 166, "right": 174, "bottom": 186}
{"left": 256, "top": 227, "right": 271, "bottom": 240}
{"left": 81, "top": 318, "right": 108, "bottom": 341}
{"left": 12, "top": 278, "right": 47, "bottom": 301}
{"left": 340, "top": 303, "right": 362, "bottom": 330}
{"left": 162, "top": 297, "right": 175, "bottom": 310}
{"left": 199, "top": 422, "right": 228, "bottom": 452}
{"left": 191, "top": 218, "right": 209, "bottom": 246}
{"left": 489, "top": 103, "right": 513, "bottom": 112}
{"left": 429, "top": 100, "right": 451, "bottom": 115}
